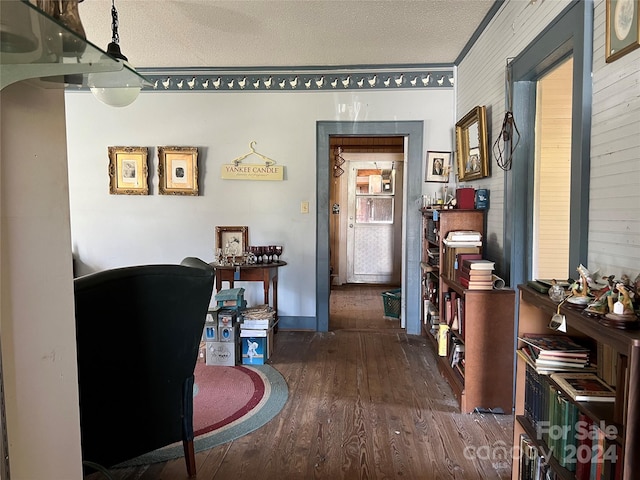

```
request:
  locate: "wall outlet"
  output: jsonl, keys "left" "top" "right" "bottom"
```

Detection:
{"left": 300, "top": 201, "right": 309, "bottom": 214}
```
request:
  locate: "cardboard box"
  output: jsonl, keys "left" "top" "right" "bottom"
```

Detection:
{"left": 205, "top": 341, "right": 236, "bottom": 366}
{"left": 240, "top": 328, "right": 274, "bottom": 365}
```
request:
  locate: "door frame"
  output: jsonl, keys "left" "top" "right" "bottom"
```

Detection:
{"left": 344, "top": 155, "right": 403, "bottom": 285}
{"left": 504, "top": 0, "right": 592, "bottom": 289}
{"left": 316, "top": 121, "right": 424, "bottom": 334}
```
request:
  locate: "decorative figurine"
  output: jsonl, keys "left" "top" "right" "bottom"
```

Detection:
{"left": 548, "top": 279, "right": 566, "bottom": 303}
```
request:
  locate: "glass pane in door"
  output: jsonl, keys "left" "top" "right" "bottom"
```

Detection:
{"left": 355, "top": 196, "right": 394, "bottom": 224}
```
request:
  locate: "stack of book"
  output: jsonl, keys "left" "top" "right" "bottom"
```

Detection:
{"left": 426, "top": 247, "right": 439, "bottom": 268}
{"left": 518, "top": 334, "right": 592, "bottom": 374}
{"left": 457, "top": 258, "right": 495, "bottom": 290}
{"left": 239, "top": 305, "right": 277, "bottom": 365}
{"left": 442, "top": 231, "right": 482, "bottom": 279}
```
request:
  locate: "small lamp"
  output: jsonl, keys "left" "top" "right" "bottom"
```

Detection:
{"left": 89, "top": 0, "right": 140, "bottom": 107}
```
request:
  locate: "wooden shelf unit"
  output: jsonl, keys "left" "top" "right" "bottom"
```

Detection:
{"left": 420, "top": 208, "right": 516, "bottom": 413}
{"left": 512, "top": 285, "right": 640, "bottom": 480}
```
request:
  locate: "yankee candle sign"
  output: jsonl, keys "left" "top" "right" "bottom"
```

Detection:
{"left": 221, "top": 164, "right": 284, "bottom": 181}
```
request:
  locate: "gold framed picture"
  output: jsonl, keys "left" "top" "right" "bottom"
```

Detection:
{"left": 158, "top": 146, "right": 199, "bottom": 195}
{"left": 215, "top": 226, "right": 249, "bottom": 256}
{"left": 108, "top": 146, "right": 149, "bottom": 195}
{"left": 606, "top": 0, "right": 639, "bottom": 63}
{"left": 455, "top": 106, "right": 489, "bottom": 182}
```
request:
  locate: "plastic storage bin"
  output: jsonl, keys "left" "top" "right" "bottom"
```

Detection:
{"left": 381, "top": 288, "right": 402, "bottom": 320}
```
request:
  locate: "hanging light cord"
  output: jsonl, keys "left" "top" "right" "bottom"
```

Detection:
{"left": 493, "top": 58, "right": 520, "bottom": 171}
{"left": 494, "top": 112, "right": 520, "bottom": 171}
{"left": 111, "top": 0, "right": 120, "bottom": 45}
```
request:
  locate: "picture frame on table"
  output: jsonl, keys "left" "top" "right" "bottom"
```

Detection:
{"left": 424, "top": 151, "right": 451, "bottom": 183}
{"left": 158, "top": 146, "right": 199, "bottom": 195}
{"left": 606, "top": 0, "right": 639, "bottom": 62}
{"left": 216, "top": 226, "right": 249, "bottom": 257}
{"left": 108, "top": 146, "right": 149, "bottom": 195}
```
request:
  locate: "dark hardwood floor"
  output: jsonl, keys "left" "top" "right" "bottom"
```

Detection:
{"left": 86, "top": 285, "right": 514, "bottom": 479}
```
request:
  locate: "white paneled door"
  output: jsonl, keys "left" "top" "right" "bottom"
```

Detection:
{"left": 346, "top": 155, "right": 403, "bottom": 284}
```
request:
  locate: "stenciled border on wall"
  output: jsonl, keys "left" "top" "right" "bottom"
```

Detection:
{"left": 71, "top": 66, "right": 454, "bottom": 92}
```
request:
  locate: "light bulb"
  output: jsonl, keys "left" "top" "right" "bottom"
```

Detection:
{"left": 89, "top": 63, "right": 141, "bottom": 107}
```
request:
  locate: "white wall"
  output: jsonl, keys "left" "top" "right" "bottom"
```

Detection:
{"left": 65, "top": 88, "right": 455, "bottom": 325}
{"left": 458, "top": 0, "right": 640, "bottom": 279}
{"left": 1, "top": 83, "right": 83, "bottom": 479}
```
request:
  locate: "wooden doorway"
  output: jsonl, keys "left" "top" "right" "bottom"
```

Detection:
{"left": 329, "top": 137, "right": 404, "bottom": 285}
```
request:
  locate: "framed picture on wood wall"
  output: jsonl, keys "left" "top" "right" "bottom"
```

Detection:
{"left": 158, "top": 146, "right": 199, "bottom": 195}
{"left": 606, "top": 0, "right": 639, "bottom": 62}
{"left": 108, "top": 146, "right": 149, "bottom": 195}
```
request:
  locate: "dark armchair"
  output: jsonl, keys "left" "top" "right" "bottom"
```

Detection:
{"left": 74, "top": 257, "right": 214, "bottom": 476}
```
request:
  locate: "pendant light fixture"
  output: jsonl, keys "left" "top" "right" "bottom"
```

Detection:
{"left": 88, "top": 0, "right": 141, "bottom": 107}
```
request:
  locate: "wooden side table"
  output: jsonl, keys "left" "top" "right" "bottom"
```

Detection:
{"left": 211, "top": 261, "right": 287, "bottom": 324}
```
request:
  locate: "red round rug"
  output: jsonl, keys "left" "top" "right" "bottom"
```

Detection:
{"left": 193, "top": 363, "right": 265, "bottom": 435}
{"left": 117, "top": 362, "right": 288, "bottom": 466}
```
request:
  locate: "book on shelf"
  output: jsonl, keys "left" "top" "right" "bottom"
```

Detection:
{"left": 438, "top": 324, "right": 449, "bottom": 356}
{"left": 443, "top": 245, "right": 480, "bottom": 279}
{"left": 459, "top": 277, "right": 494, "bottom": 290}
{"left": 461, "top": 259, "right": 495, "bottom": 270}
{"left": 459, "top": 266, "right": 492, "bottom": 277}
{"left": 517, "top": 348, "right": 596, "bottom": 375}
{"left": 574, "top": 413, "right": 593, "bottom": 480}
{"left": 442, "top": 238, "right": 483, "bottom": 247}
{"left": 445, "top": 230, "right": 482, "bottom": 242}
{"left": 448, "top": 338, "right": 464, "bottom": 368}
{"left": 455, "top": 296, "right": 464, "bottom": 337}
{"left": 549, "top": 372, "right": 616, "bottom": 402}
{"left": 519, "top": 334, "right": 590, "bottom": 355}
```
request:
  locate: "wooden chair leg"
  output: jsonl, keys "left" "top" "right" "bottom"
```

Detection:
{"left": 183, "top": 438, "right": 196, "bottom": 477}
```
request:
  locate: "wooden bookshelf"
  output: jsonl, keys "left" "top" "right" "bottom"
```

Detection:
{"left": 420, "top": 208, "right": 515, "bottom": 413}
{"left": 512, "top": 285, "right": 640, "bottom": 480}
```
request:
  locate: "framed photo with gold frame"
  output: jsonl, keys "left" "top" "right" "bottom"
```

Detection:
{"left": 108, "top": 146, "right": 149, "bottom": 195}
{"left": 158, "top": 146, "right": 199, "bottom": 195}
{"left": 606, "top": 0, "right": 639, "bottom": 63}
{"left": 215, "top": 226, "right": 249, "bottom": 256}
{"left": 455, "top": 106, "right": 489, "bottom": 182}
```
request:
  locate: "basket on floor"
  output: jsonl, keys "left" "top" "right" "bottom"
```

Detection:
{"left": 381, "top": 288, "right": 401, "bottom": 320}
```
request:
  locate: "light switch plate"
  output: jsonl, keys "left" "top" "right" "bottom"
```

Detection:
{"left": 301, "top": 201, "right": 309, "bottom": 214}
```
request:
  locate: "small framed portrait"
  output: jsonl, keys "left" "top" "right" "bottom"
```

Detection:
{"left": 158, "top": 146, "right": 199, "bottom": 195}
{"left": 216, "top": 226, "right": 249, "bottom": 256}
{"left": 425, "top": 151, "right": 451, "bottom": 183}
{"left": 606, "top": 0, "right": 639, "bottom": 63}
{"left": 108, "top": 146, "right": 149, "bottom": 195}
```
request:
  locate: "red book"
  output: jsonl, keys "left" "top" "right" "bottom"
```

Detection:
{"left": 455, "top": 253, "right": 482, "bottom": 281}
{"left": 575, "top": 414, "right": 592, "bottom": 480}
{"left": 459, "top": 266, "right": 492, "bottom": 278}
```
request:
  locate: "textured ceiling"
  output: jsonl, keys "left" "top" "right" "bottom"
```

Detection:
{"left": 78, "top": 0, "right": 496, "bottom": 69}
